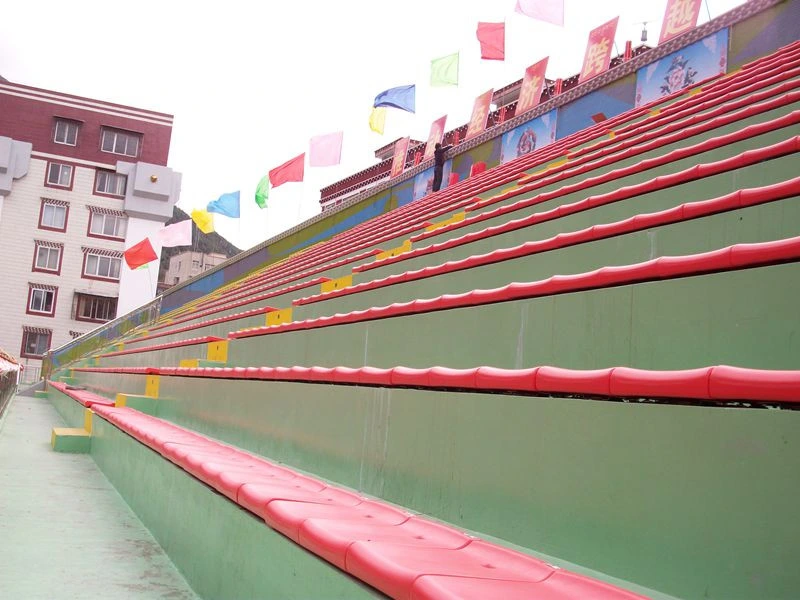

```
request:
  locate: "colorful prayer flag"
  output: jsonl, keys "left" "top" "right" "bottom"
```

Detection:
{"left": 516, "top": 57, "right": 549, "bottom": 114}
{"left": 580, "top": 17, "right": 619, "bottom": 81}
{"left": 156, "top": 219, "right": 192, "bottom": 248}
{"left": 476, "top": 23, "right": 505, "bottom": 61}
{"left": 465, "top": 89, "right": 494, "bottom": 140}
{"left": 390, "top": 137, "right": 410, "bottom": 178}
{"left": 255, "top": 175, "right": 269, "bottom": 209}
{"left": 269, "top": 153, "right": 305, "bottom": 188}
{"left": 423, "top": 115, "right": 448, "bottom": 161}
{"left": 659, "top": 0, "right": 702, "bottom": 44}
{"left": 191, "top": 209, "right": 215, "bottom": 234}
{"left": 369, "top": 106, "right": 386, "bottom": 135}
{"left": 309, "top": 131, "right": 344, "bottom": 167}
{"left": 374, "top": 85, "right": 416, "bottom": 113}
{"left": 123, "top": 237, "right": 158, "bottom": 270}
{"left": 514, "top": 0, "right": 564, "bottom": 26}
{"left": 207, "top": 191, "right": 240, "bottom": 218}
{"left": 430, "top": 53, "right": 459, "bottom": 87}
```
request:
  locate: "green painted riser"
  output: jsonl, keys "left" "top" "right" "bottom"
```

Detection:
{"left": 298, "top": 196, "right": 800, "bottom": 321}
{"left": 48, "top": 388, "right": 87, "bottom": 429}
{"left": 121, "top": 313, "right": 266, "bottom": 351}
{"left": 228, "top": 263, "right": 800, "bottom": 371}
{"left": 52, "top": 431, "right": 91, "bottom": 453}
{"left": 86, "top": 374, "right": 800, "bottom": 600}
{"left": 367, "top": 146, "right": 800, "bottom": 282}
{"left": 96, "top": 344, "right": 213, "bottom": 369}
{"left": 89, "top": 415, "right": 380, "bottom": 599}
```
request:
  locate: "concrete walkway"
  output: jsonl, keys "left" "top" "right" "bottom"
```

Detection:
{"left": 0, "top": 394, "right": 197, "bottom": 599}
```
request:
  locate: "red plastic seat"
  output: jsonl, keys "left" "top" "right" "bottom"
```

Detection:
{"left": 265, "top": 499, "right": 410, "bottom": 542}
{"left": 238, "top": 482, "right": 363, "bottom": 520}
{"left": 298, "top": 516, "right": 471, "bottom": 570}
{"left": 410, "top": 570, "right": 648, "bottom": 600}
{"left": 346, "top": 540, "right": 554, "bottom": 600}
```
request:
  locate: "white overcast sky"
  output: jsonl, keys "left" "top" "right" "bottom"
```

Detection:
{"left": 0, "top": 0, "right": 745, "bottom": 250}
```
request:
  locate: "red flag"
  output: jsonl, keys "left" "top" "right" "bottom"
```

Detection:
{"left": 465, "top": 89, "right": 494, "bottom": 140}
{"left": 659, "top": 0, "right": 702, "bottom": 44}
{"left": 423, "top": 115, "right": 447, "bottom": 161}
{"left": 476, "top": 22, "right": 505, "bottom": 61}
{"left": 580, "top": 17, "right": 619, "bottom": 82}
{"left": 269, "top": 153, "right": 305, "bottom": 188}
{"left": 124, "top": 237, "right": 157, "bottom": 269}
{"left": 517, "top": 57, "right": 549, "bottom": 115}
{"left": 390, "top": 137, "right": 410, "bottom": 178}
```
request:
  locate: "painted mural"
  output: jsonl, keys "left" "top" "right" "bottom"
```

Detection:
{"left": 500, "top": 109, "right": 557, "bottom": 164}
{"left": 635, "top": 29, "right": 729, "bottom": 107}
{"left": 412, "top": 161, "right": 453, "bottom": 202}
{"left": 555, "top": 74, "right": 635, "bottom": 140}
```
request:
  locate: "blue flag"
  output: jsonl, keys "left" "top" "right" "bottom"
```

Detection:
{"left": 374, "top": 84, "right": 416, "bottom": 113}
{"left": 207, "top": 191, "right": 240, "bottom": 218}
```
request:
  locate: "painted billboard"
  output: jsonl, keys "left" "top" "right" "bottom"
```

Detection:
{"left": 635, "top": 28, "right": 729, "bottom": 107}
{"left": 500, "top": 109, "right": 558, "bottom": 164}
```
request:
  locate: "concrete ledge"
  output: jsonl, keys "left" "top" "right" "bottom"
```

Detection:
{"left": 51, "top": 427, "right": 91, "bottom": 453}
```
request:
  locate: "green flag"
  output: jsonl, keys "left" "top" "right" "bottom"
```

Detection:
{"left": 255, "top": 175, "right": 269, "bottom": 209}
{"left": 431, "top": 52, "right": 459, "bottom": 87}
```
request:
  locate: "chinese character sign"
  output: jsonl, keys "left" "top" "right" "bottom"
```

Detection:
{"left": 580, "top": 17, "right": 619, "bottom": 82}
{"left": 390, "top": 137, "right": 410, "bottom": 178}
{"left": 659, "top": 0, "right": 702, "bottom": 44}
{"left": 517, "top": 57, "right": 549, "bottom": 115}
{"left": 465, "top": 89, "right": 494, "bottom": 140}
{"left": 423, "top": 115, "right": 448, "bottom": 161}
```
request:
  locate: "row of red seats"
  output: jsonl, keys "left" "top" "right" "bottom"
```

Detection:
{"left": 296, "top": 173, "right": 800, "bottom": 307}
{"left": 73, "top": 363, "right": 800, "bottom": 404}
{"left": 50, "top": 397, "right": 645, "bottom": 600}
{"left": 229, "top": 237, "right": 800, "bottom": 339}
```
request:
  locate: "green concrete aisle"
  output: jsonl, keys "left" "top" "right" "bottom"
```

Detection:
{"left": 0, "top": 394, "right": 197, "bottom": 599}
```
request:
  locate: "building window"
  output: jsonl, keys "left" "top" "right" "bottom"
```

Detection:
{"left": 88, "top": 212, "right": 127, "bottom": 239}
{"left": 27, "top": 285, "right": 57, "bottom": 317}
{"left": 33, "top": 242, "right": 63, "bottom": 274}
{"left": 83, "top": 252, "right": 122, "bottom": 280}
{"left": 101, "top": 128, "right": 140, "bottom": 157}
{"left": 46, "top": 162, "right": 73, "bottom": 187}
{"left": 74, "top": 293, "right": 117, "bottom": 322}
{"left": 21, "top": 329, "right": 52, "bottom": 358}
{"left": 95, "top": 171, "right": 127, "bottom": 196}
{"left": 38, "top": 200, "right": 68, "bottom": 231}
{"left": 54, "top": 120, "right": 79, "bottom": 146}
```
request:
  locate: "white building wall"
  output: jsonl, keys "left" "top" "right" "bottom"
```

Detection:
{"left": 0, "top": 158, "right": 123, "bottom": 374}
{"left": 116, "top": 216, "right": 162, "bottom": 317}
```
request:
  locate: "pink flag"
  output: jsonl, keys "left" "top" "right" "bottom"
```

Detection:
{"left": 156, "top": 219, "right": 192, "bottom": 248}
{"left": 515, "top": 0, "right": 564, "bottom": 26}
{"left": 309, "top": 131, "right": 344, "bottom": 167}
{"left": 476, "top": 22, "right": 505, "bottom": 61}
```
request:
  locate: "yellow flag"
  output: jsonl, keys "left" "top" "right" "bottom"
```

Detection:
{"left": 369, "top": 106, "right": 386, "bottom": 135}
{"left": 191, "top": 209, "right": 214, "bottom": 234}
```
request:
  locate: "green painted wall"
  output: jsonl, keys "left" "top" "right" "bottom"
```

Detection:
{"left": 89, "top": 415, "right": 380, "bottom": 599}
{"left": 80, "top": 373, "right": 800, "bottom": 600}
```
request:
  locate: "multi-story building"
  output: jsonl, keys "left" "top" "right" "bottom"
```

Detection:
{"left": 0, "top": 79, "right": 181, "bottom": 378}
{"left": 164, "top": 251, "right": 228, "bottom": 286}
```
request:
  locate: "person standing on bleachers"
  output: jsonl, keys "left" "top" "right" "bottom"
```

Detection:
{"left": 432, "top": 142, "right": 453, "bottom": 192}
